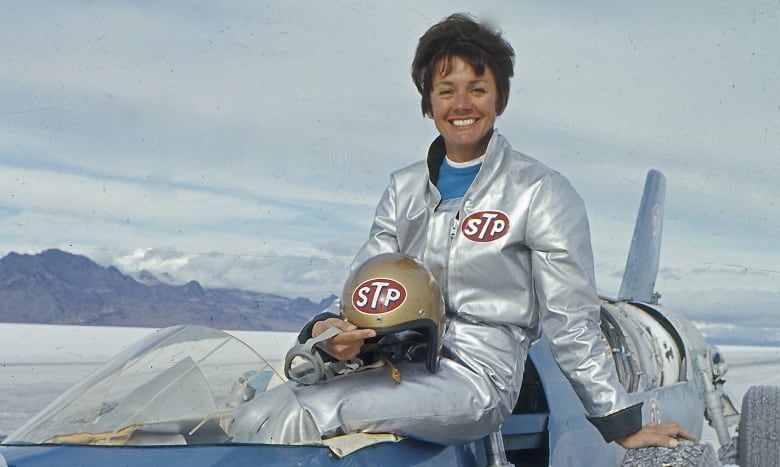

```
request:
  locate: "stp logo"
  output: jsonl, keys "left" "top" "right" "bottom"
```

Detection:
{"left": 462, "top": 210, "right": 510, "bottom": 242}
{"left": 352, "top": 279, "right": 407, "bottom": 314}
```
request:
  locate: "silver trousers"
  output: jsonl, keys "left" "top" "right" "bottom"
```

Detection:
{"left": 229, "top": 317, "right": 530, "bottom": 445}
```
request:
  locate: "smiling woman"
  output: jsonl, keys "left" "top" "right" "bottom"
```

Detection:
{"left": 227, "top": 13, "right": 695, "bottom": 451}
{"left": 1, "top": 2, "right": 779, "bottom": 465}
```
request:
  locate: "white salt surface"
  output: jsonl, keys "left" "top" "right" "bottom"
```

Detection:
{"left": 2, "top": 323, "right": 779, "bottom": 465}
{"left": 0, "top": 323, "right": 297, "bottom": 363}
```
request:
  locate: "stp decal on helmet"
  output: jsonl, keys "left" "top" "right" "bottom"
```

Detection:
{"left": 341, "top": 252, "right": 445, "bottom": 372}
{"left": 352, "top": 278, "right": 407, "bottom": 314}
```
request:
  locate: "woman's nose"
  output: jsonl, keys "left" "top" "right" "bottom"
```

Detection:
{"left": 453, "top": 91, "right": 472, "bottom": 111}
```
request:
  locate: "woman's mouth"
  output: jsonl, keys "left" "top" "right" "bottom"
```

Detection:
{"left": 451, "top": 118, "right": 476, "bottom": 127}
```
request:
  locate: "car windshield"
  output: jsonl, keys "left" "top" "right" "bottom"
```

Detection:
{"left": 3, "top": 325, "right": 320, "bottom": 447}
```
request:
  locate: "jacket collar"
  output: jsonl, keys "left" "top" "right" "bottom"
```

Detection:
{"left": 426, "top": 135, "right": 447, "bottom": 185}
{"left": 426, "top": 130, "right": 503, "bottom": 185}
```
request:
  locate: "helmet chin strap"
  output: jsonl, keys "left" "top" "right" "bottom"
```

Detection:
{"left": 284, "top": 327, "right": 343, "bottom": 385}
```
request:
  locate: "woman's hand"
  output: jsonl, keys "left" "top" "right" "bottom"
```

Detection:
{"left": 616, "top": 422, "right": 697, "bottom": 449}
{"left": 312, "top": 317, "right": 376, "bottom": 360}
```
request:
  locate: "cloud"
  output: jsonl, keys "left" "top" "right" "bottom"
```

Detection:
{"left": 111, "top": 247, "right": 350, "bottom": 300}
{"left": 694, "top": 321, "right": 780, "bottom": 345}
{"left": 664, "top": 285, "right": 780, "bottom": 328}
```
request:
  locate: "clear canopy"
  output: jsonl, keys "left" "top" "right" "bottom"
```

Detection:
{"left": 4, "top": 325, "right": 317, "bottom": 446}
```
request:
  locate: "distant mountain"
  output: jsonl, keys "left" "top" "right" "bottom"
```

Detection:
{"left": 0, "top": 249, "right": 334, "bottom": 331}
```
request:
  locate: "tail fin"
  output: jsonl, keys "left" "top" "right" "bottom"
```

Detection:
{"left": 618, "top": 169, "right": 667, "bottom": 303}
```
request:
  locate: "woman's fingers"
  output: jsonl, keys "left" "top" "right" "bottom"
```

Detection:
{"left": 616, "top": 422, "right": 697, "bottom": 449}
{"left": 312, "top": 318, "right": 376, "bottom": 360}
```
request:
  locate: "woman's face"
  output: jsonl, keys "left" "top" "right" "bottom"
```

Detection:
{"left": 429, "top": 55, "right": 500, "bottom": 162}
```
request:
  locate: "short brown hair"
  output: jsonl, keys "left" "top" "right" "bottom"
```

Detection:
{"left": 411, "top": 14, "right": 515, "bottom": 117}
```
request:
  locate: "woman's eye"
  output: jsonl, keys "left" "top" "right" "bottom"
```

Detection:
{"left": 437, "top": 88, "right": 454, "bottom": 96}
{"left": 471, "top": 87, "right": 487, "bottom": 94}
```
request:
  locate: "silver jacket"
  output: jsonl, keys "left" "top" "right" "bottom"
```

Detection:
{"left": 353, "top": 130, "right": 635, "bottom": 422}
{"left": 230, "top": 131, "right": 639, "bottom": 445}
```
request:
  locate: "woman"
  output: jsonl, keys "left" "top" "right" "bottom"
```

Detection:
{"left": 232, "top": 13, "right": 693, "bottom": 449}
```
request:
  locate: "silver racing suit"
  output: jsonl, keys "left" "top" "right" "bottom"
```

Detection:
{"left": 229, "top": 130, "right": 642, "bottom": 445}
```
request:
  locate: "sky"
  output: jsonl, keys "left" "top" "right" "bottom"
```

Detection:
{"left": 1, "top": 1, "right": 778, "bottom": 342}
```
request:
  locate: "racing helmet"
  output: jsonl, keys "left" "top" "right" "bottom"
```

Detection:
{"left": 341, "top": 253, "right": 445, "bottom": 372}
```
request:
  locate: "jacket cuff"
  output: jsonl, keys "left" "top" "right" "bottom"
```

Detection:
{"left": 586, "top": 403, "right": 643, "bottom": 442}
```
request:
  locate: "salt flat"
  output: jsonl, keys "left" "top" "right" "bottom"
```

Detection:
{"left": 2, "top": 323, "right": 779, "bottom": 453}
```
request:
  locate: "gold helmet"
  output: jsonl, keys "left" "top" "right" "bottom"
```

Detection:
{"left": 341, "top": 252, "right": 445, "bottom": 372}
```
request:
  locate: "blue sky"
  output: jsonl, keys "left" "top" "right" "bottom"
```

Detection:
{"left": 1, "top": 1, "right": 778, "bottom": 341}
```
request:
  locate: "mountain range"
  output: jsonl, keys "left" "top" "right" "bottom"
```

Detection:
{"left": 0, "top": 249, "right": 333, "bottom": 332}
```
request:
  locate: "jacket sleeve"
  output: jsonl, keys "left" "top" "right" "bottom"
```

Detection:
{"left": 525, "top": 172, "right": 642, "bottom": 442}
